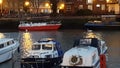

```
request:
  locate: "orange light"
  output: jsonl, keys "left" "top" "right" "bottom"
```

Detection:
{"left": 25, "top": 1, "right": 30, "bottom": 6}
{"left": 59, "top": 3, "right": 65, "bottom": 9}
{"left": 21, "top": 32, "right": 33, "bottom": 58}
{"left": 45, "top": 3, "right": 49, "bottom": 7}
{"left": 0, "top": 0, "right": 2, "bottom": 4}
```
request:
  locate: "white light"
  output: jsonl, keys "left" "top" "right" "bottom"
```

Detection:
{"left": 96, "top": 4, "right": 100, "bottom": 7}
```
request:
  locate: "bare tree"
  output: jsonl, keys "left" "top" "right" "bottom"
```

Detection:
{"left": 50, "top": 0, "right": 59, "bottom": 16}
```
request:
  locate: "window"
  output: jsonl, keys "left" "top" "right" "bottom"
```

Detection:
{"left": 87, "top": 0, "right": 93, "bottom": 4}
{"left": 79, "top": 39, "right": 91, "bottom": 45}
{"left": 12, "top": 40, "right": 14, "bottom": 44}
{"left": 92, "top": 54, "right": 96, "bottom": 63}
{"left": 78, "top": 5, "right": 83, "bottom": 9}
{"left": 66, "top": 5, "right": 71, "bottom": 11}
{"left": 7, "top": 42, "right": 10, "bottom": 46}
{"left": 101, "top": 4, "right": 105, "bottom": 10}
{"left": 42, "top": 44, "right": 52, "bottom": 50}
{"left": 32, "top": 45, "right": 41, "bottom": 50}
{"left": 88, "top": 5, "right": 92, "bottom": 10}
{"left": 0, "top": 44, "right": 4, "bottom": 48}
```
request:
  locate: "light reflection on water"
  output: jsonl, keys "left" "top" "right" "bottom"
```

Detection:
{"left": 21, "top": 32, "right": 33, "bottom": 58}
{"left": 0, "top": 30, "right": 120, "bottom": 68}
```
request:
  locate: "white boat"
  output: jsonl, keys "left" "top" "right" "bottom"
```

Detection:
{"left": 21, "top": 38, "right": 63, "bottom": 68}
{"left": 0, "top": 33, "right": 19, "bottom": 63}
{"left": 60, "top": 30, "right": 108, "bottom": 68}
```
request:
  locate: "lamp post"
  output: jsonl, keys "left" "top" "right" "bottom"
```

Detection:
{"left": 25, "top": 1, "right": 30, "bottom": 7}
{"left": 0, "top": 0, "right": 3, "bottom": 15}
{"left": 24, "top": 1, "right": 30, "bottom": 13}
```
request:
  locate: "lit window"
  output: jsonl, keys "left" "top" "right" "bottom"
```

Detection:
{"left": 87, "top": 0, "right": 93, "bottom": 4}
{"left": 101, "top": 4, "right": 105, "bottom": 10}
{"left": 66, "top": 5, "right": 71, "bottom": 11}
{"left": 78, "top": 5, "right": 83, "bottom": 9}
{"left": 88, "top": 5, "right": 92, "bottom": 10}
{"left": 42, "top": 44, "right": 52, "bottom": 50}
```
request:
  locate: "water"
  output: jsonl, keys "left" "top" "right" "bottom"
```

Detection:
{"left": 0, "top": 29, "right": 120, "bottom": 68}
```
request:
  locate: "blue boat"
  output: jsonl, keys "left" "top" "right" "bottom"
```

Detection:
{"left": 84, "top": 20, "right": 120, "bottom": 30}
{"left": 21, "top": 38, "right": 63, "bottom": 68}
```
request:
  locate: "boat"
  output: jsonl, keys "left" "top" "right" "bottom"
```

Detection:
{"left": 21, "top": 38, "right": 64, "bottom": 68}
{"left": 0, "top": 33, "right": 19, "bottom": 63}
{"left": 84, "top": 20, "right": 120, "bottom": 30}
{"left": 60, "top": 30, "right": 108, "bottom": 68}
{"left": 18, "top": 20, "right": 62, "bottom": 31}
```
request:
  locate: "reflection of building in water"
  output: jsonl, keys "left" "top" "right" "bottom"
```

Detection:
{"left": 21, "top": 32, "right": 33, "bottom": 58}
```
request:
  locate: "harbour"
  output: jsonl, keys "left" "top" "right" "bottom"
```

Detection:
{"left": 0, "top": 29, "right": 120, "bottom": 68}
{"left": 0, "top": 0, "right": 120, "bottom": 67}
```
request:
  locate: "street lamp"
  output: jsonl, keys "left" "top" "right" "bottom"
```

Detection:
{"left": 24, "top": 1, "right": 30, "bottom": 7}
{"left": 45, "top": 3, "right": 50, "bottom": 7}
{"left": 0, "top": 0, "right": 3, "bottom": 14}
{"left": 59, "top": 3, "right": 65, "bottom": 10}
{"left": 24, "top": 1, "right": 30, "bottom": 13}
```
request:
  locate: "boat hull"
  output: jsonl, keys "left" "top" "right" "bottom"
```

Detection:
{"left": 0, "top": 50, "right": 13, "bottom": 63}
{"left": 0, "top": 44, "right": 19, "bottom": 63}
{"left": 21, "top": 57, "right": 62, "bottom": 68}
{"left": 18, "top": 24, "right": 61, "bottom": 31}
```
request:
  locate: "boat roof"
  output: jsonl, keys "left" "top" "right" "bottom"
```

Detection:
{"left": 33, "top": 38, "right": 56, "bottom": 45}
{"left": 0, "top": 38, "right": 13, "bottom": 44}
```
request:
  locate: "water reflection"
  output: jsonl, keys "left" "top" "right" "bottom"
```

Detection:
{"left": 0, "top": 30, "right": 120, "bottom": 68}
{"left": 21, "top": 31, "right": 33, "bottom": 58}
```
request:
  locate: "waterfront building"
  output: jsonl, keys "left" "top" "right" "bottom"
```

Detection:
{"left": 0, "top": 0, "right": 120, "bottom": 16}
{"left": 63, "top": 0, "right": 120, "bottom": 15}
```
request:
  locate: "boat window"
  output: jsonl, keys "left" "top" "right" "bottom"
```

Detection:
{"left": 79, "top": 39, "right": 91, "bottom": 45}
{"left": 10, "top": 40, "right": 14, "bottom": 44}
{"left": 42, "top": 44, "right": 52, "bottom": 50}
{"left": 32, "top": 45, "right": 41, "bottom": 50}
{"left": 102, "top": 43, "right": 106, "bottom": 53}
{"left": 0, "top": 44, "right": 4, "bottom": 48}
{"left": 92, "top": 54, "right": 96, "bottom": 63}
{"left": 7, "top": 42, "right": 10, "bottom": 46}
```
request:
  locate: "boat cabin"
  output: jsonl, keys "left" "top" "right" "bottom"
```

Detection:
{"left": 28, "top": 38, "right": 63, "bottom": 58}
{"left": 0, "top": 38, "right": 15, "bottom": 49}
{"left": 73, "top": 38, "right": 107, "bottom": 55}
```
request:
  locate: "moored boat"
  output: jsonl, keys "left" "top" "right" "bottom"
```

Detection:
{"left": 0, "top": 33, "right": 19, "bottom": 63}
{"left": 60, "top": 30, "right": 108, "bottom": 68}
{"left": 21, "top": 38, "right": 63, "bottom": 68}
{"left": 84, "top": 20, "right": 120, "bottom": 30}
{"left": 18, "top": 21, "right": 62, "bottom": 31}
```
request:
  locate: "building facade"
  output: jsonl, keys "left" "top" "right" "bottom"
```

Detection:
{"left": 1, "top": 0, "right": 120, "bottom": 16}
{"left": 63, "top": 0, "right": 120, "bottom": 15}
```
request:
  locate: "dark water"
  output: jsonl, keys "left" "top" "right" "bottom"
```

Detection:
{"left": 0, "top": 29, "right": 120, "bottom": 68}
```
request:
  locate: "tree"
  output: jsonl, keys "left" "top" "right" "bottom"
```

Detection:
{"left": 50, "top": 0, "right": 59, "bottom": 16}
